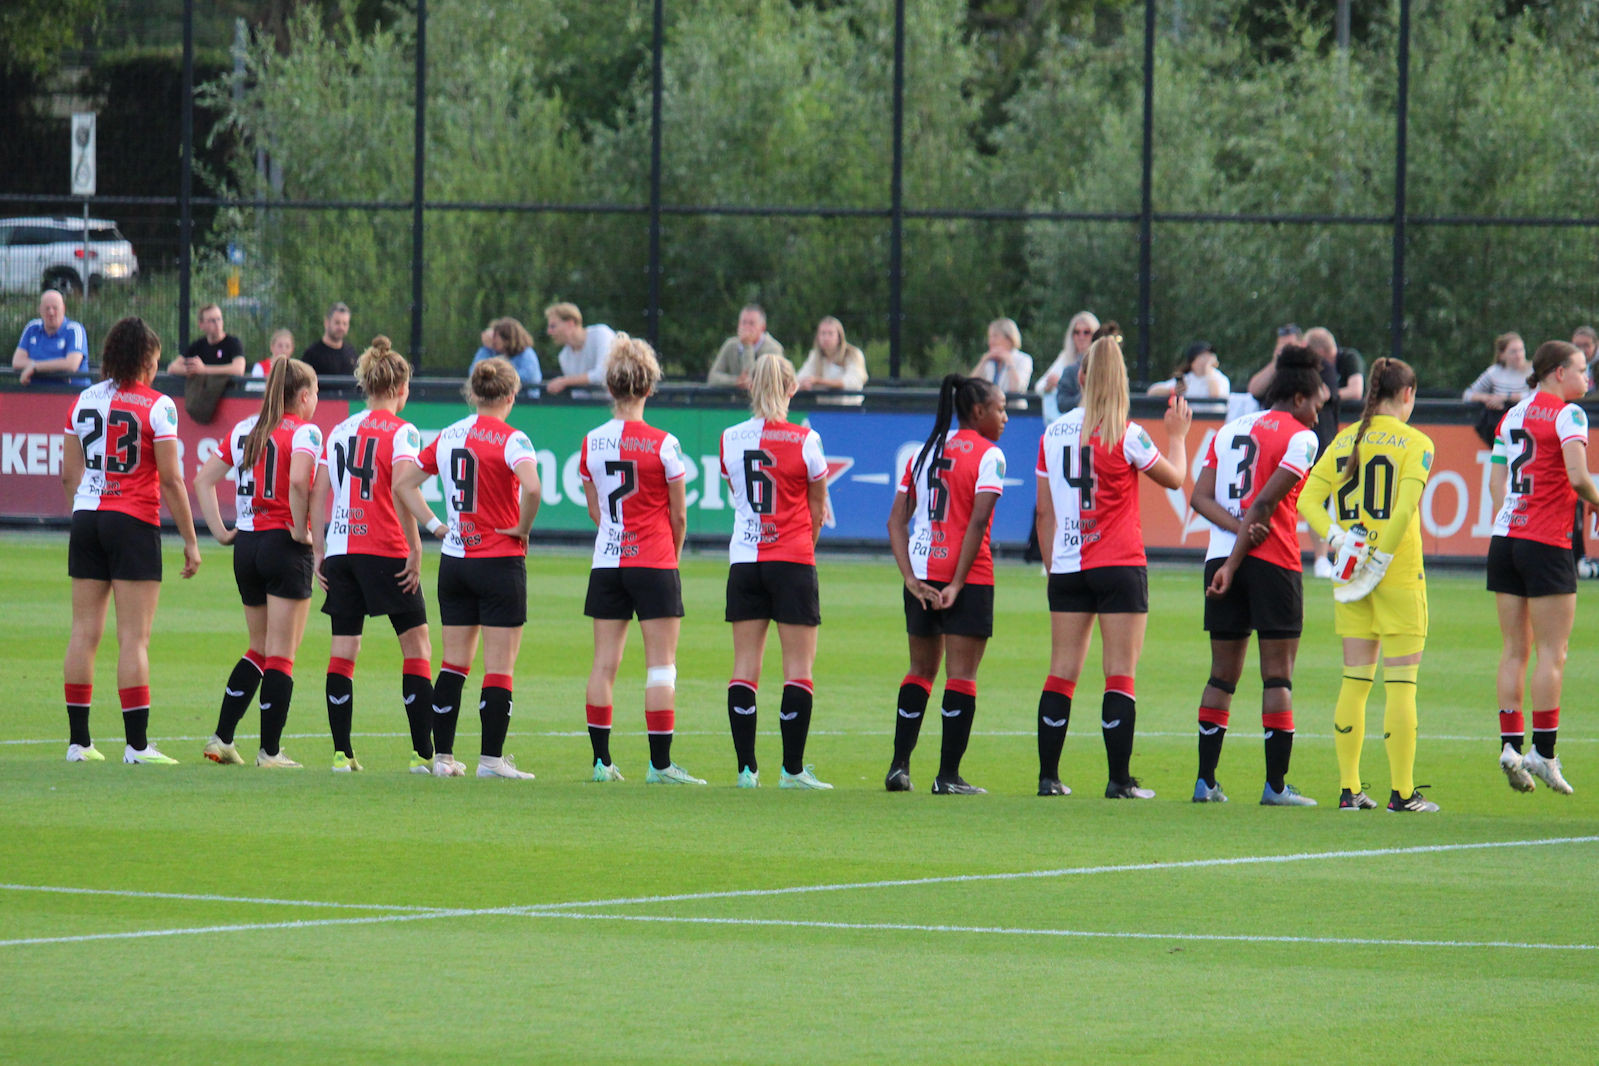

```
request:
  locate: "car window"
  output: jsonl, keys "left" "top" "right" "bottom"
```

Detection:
{"left": 0, "top": 226, "right": 12, "bottom": 245}
{"left": 88, "top": 227, "right": 122, "bottom": 242}
{"left": 12, "top": 226, "right": 57, "bottom": 245}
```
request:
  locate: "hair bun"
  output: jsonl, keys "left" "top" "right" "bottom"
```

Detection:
{"left": 370, "top": 335, "right": 391, "bottom": 355}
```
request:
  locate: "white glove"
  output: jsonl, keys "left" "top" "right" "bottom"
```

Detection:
{"left": 1334, "top": 547, "right": 1393, "bottom": 603}
{"left": 1325, "top": 523, "right": 1347, "bottom": 554}
{"left": 1330, "top": 523, "right": 1369, "bottom": 584}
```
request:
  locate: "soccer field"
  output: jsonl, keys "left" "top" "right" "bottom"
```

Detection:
{"left": 2, "top": 531, "right": 1596, "bottom": 1064}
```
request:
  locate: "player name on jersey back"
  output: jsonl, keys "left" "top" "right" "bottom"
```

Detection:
{"left": 1038, "top": 410, "right": 1160, "bottom": 572}
{"left": 721, "top": 416, "right": 828, "bottom": 565}
{"left": 580, "top": 419, "right": 686, "bottom": 569}
{"left": 1202, "top": 409, "right": 1318, "bottom": 571}
{"left": 1492, "top": 392, "right": 1589, "bottom": 547}
{"left": 220, "top": 414, "right": 322, "bottom": 533}
{"left": 321, "top": 409, "right": 422, "bottom": 558}
{"left": 420, "top": 413, "right": 536, "bottom": 558}
{"left": 66, "top": 380, "right": 179, "bottom": 523}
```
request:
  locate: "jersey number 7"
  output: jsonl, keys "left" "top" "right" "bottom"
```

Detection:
{"left": 604, "top": 459, "right": 638, "bottom": 522}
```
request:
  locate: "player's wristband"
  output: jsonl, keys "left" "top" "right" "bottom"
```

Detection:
{"left": 426, "top": 518, "right": 444, "bottom": 535}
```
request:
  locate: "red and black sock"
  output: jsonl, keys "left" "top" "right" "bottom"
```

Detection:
{"left": 779, "top": 679, "right": 814, "bottom": 776}
{"left": 586, "top": 703, "right": 613, "bottom": 765}
{"left": 402, "top": 658, "right": 434, "bottom": 759}
{"left": 1263, "top": 709, "right": 1295, "bottom": 792}
{"left": 215, "top": 650, "right": 266, "bottom": 744}
{"left": 326, "top": 656, "right": 356, "bottom": 757}
{"left": 259, "top": 656, "right": 295, "bottom": 757}
{"left": 1532, "top": 708, "right": 1559, "bottom": 760}
{"left": 645, "top": 708, "right": 675, "bottom": 770}
{"left": 431, "top": 662, "right": 469, "bottom": 756}
{"left": 119, "top": 685, "right": 150, "bottom": 750}
{"left": 479, "top": 673, "right": 513, "bottom": 759}
{"left": 1102, "top": 675, "right": 1137, "bottom": 783}
{"left": 727, "top": 679, "right": 758, "bottom": 772}
{"left": 65, "top": 683, "right": 92, "bottom": 748}
{"left": 1196, "top": 707, "right": 1230, "bottom": 787}
{"left": 1499, "top": 709, "right": 1525, "bottom": 754}
{"left": 891, "top": 674, "right": 933, "bottom": 770}
{"left": 937, "top": 679, "right": 977, "bottom": 780}
{"left": 1036, "top": 675, "right": 1075, "bottom": 780}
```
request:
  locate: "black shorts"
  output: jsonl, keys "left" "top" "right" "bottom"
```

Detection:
{"left": 584, "top": 567, "right": 684, "bottom": 621}
{"left": 1047, "top": 566, "right": 1149, "bottom": 614}
{"left": 68, "top": 510, "right": 162, "bottom": 582}
{"left": 904, "top": 582, "right": 995, "bottom": 639}
{"left": 233, "top": 529, "right": 313, "bottom": 605}
{"left": 321, "top": 552, "right": 428, "bottom": 635}
{"left": 1486, "top": 535, "right": 1577, "bottom": 598}
{"left": 725, "top": 561, "right": 821, "bottom": 626}
{"left": 1203, "top": 556, "right": 1303, "bottom": 640}
{"left": 438, "top": 554, "right": 527, "bottom": 628}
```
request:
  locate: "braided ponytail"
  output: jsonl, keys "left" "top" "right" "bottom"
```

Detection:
{"left": 908, "top": 374, "right": 997, "bottom": 507}
{"left": 1342, "top": 357, "right": 1417, "bottom": 489}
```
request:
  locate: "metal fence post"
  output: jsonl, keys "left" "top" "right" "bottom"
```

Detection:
{"left": 1391, "top": 0, "right": 1410, "bottom": 362}
{"left": 410, "top": 0, "right": 427, "bottom": 365}
{"left": 888, "top": 0, "right": 906, "bottom": 379}
{"left": 647, "top": 0, "right": 664, "bottom": 349}
{"left": 1136, "top": 0, "right": 1156, "bottom": 384}
{"left": 179, "top": 0, "right": 194, "bottom": 350}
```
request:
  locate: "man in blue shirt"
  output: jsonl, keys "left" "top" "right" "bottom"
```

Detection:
{"left": 12, "top": 290, "right": 89, "bottom": 387}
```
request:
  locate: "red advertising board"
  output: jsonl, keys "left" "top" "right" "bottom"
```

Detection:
{"left": 0, "top": 392, "right": 350, "bottom": 521}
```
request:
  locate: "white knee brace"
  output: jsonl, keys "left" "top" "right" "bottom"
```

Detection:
{"left": 646, "top": 664, "right": 677, "bottom": 689}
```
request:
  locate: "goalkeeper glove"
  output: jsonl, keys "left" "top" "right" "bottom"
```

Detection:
{"left": 1334, "top": 546, "right": 1393, "bottom": 603}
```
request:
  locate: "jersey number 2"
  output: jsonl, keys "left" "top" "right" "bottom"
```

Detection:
{"left": 77, "top": 409, "right": 140, "bottom": 474}
{"left": 1334, "top": 454, "right": 1395, "bottom": 521}
{"left": 1507, "top": 428, "right": 1535, "bottom": 495}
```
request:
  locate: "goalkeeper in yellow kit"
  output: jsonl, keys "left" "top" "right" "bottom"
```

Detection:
{"left": 1298, "top": 357, "right": 1440, "bottom": 813}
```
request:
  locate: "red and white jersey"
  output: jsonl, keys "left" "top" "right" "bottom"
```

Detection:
{"left": 898, "top": 428, "right": 1006, "bottom": 585}
{"left": 319, "top": 408, "right": 423, "bottom": 558}
{"left": 579, "top": 419, "right": 686, "bottom": 569}
{"left": 217, "top": 414, "right": 322, "bottom": 533}
{"left": 1202, "top": 409, "right": 1319, "bottom": 571}
{"left": 1492, "top": 392, "right": 1589, "bottom": 547}
{"left": 1037, "top": 410, "right": 1161, "bottom": 572}
{"left": 720, "top": 417, "right": 828, "bottom": 565}
{"left": 419, "top": 413, "right": 537, "bottom": 559}
{"left": 65, "top": 380, "right": 179, "bottom": 524}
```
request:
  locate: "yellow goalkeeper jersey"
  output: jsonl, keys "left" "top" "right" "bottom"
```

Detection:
{"left": 1302, "top": 414, "right": 1434, "bottom": 591}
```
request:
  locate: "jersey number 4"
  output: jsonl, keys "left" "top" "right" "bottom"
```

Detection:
{"left": 1062, "top": 445, "right": 1097, "bottom": 510}
{"left": 333, "top": 437, "right": 378, "bottom": 501}
{"left": 77, "top": 409, "right": 140, "bottom": 474}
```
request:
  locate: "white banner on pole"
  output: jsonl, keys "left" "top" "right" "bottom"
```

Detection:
{"left": 71, "top": 113, "right": 97, "bottom": 197}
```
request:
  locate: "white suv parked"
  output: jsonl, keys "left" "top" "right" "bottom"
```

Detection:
{"left": 0, "top": 216, "right": 140, "bottom": 294}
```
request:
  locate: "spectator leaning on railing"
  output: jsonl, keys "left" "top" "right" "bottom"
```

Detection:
{"left": 471, "top": 317, "right": 542, "bottom": 390}
{"left": 168, "top": 304, "right": 245, "bottom": 377}
{"left": 301, "top": 302, "right": 358, "bottom": 377}
{"left": 252, "top": 329, "right": 295, "bottom": 378}
{"left": 795, "top": 316, "right": 867, "bottom": 406}
{"left": 969, "top": 317, "right": 1033, "bottom": 396}
{"left": 707, "top": 304, "right": 783, "bottom": 388}
{"left": 1147, "top": 340, "right": 1230, "bottom": 400}
{"left": 1464, "top": 331, "right": 1530, "bottom": 445}
{"left": 1039, "top": 310, "right": 1098, "bottom": 420}
{"left": 544, "top": 302, "right": 617, "bottom": 395}
{"left": 12, "top": 289, "right": 90, "bottom": 387}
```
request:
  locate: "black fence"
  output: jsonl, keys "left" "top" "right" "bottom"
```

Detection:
{"left": 4, "top": 0, "right": 1598, "bottom": 387}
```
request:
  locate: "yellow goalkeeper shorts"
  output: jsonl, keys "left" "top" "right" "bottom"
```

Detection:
{"left": 1333, "top": 580, "right": 1429, "bottom": 640}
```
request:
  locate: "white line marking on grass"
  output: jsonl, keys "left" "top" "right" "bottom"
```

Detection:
{"left": 0, "top": 907, "right": 512, "bottom": 948}
{"left": 0, "top": 883, "right": 438, "bottom": 912}
{"left": 526, "top": 911, "right": 1598, "bottom": 952}
{"left": 522, "top": 835, "right": 1599, "bottom": 911}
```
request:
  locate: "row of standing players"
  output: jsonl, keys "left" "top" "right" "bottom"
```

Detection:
{"left": 58, "top": 318, "right": 1595, "bottom": 806}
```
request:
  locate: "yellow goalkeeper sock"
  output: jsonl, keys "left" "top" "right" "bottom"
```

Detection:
{"left": 1384, "top": 663, "right": 1420, "bottom": 798}
{"left": 1335, "top": 662, "right": 1377, "bottom": 792}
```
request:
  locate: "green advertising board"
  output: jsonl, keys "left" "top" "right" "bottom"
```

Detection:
{"left": 401, "top": 401, "right": 742, "bottom": 536}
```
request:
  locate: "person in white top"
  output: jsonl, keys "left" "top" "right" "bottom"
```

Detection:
{"left": 1148, "top": 340, "right": 1230, "bottom": 400}
{"left": 969, "top": 317, "right": 1033, "bottom": 396}
{"left": 795, "top": 316, "right": 868, "bottom": 406}
{"left": 1464, "top": 332, "right": 1530, "bottom": 409}
{"left": 1033, "top": 310, "right": 1098, "bottom": 422}
{"left": 543, "top": 302, "right": 617, "bottom": 395}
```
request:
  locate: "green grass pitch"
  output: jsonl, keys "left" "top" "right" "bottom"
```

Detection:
{"left": 1, "top": 531, "right": 1596, "bottom": 1064}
